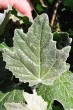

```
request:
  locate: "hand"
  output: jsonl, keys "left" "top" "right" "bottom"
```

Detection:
{"left": 0, "top": 0, "right": 33, "bottom": 19}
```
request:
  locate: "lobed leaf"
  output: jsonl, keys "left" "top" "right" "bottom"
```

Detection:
{"left": 2, "top": 14, "right": 71, "bottom": 86}
{"left": 37, "top": 71, "right": 73, "bottom": 110}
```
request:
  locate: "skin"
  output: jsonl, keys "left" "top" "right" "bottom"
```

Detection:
{"left": 0, "top": 0, "right": 33, "bottom": 19}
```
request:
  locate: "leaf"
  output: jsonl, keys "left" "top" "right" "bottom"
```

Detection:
{"left": 36, "top": 4, "right": 44, "bottom": 12}
{"left": 0, "top": 5, "right": 12, "bottom": 36}
{"left": 0, "top": 90, "right": 24, "bottom": 110}
{"left": 9, "top": 14, "right": 23, "bottom": 23}
{"left": 37, "top": 71, "right": 73, "bottom": 110}
{"left": 63, "top": 0, "right": 73, "bottom": 10}
{"left": 0, "top": 43, "right": 11, "bottom": 50}
{"left": 48, "top": 0, "right": 53, "bottom": 4}
{"left": 23, "top": 89, "right": 48, "bottom": 110}
{"left": 5, "top": 103, "right": 28, "bottom": 110}
{"left": 53, "top": 32, "right": 72, "bottom": 49}
{"left": 5, "top": 90, "right": 47, "bottom": 110}
{"left": 2, "top": 14, "right": 71, "bottom": 86}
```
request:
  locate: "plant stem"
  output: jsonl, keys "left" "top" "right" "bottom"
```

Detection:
{"left": 50, "top": 0, "right": 61, "bottom": 26}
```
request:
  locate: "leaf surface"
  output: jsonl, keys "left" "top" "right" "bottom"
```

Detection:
{"left": 5, "top": 103, "right": 28, "bottom": 110}
{"left": 2, "top": 14, "right": 71, "bottom": 86}
{"left": 0, "top": 90, "right": 24, "bottom": 110}
{"left": 37, "top": 71, "right": 73, "bottom": 110}
{"left": 5, "top": 90, "right": 47, "bottom": 110}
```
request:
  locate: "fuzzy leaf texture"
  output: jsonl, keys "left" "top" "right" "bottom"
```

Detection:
{"left": 4, "top": 90, "right": 47, "bottom": 110}
{"left": 0, "top": 90, "right": 24, "bottom": 110}
{"left": 37, "top": 71, "right": 73, "bottom": 110}
{"left": 2, "top": 14, "right": 71, "bottom": 86}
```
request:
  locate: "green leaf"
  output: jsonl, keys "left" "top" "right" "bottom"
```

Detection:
{"left": 53, "top": 32, "right": 72, "bottom": 49}
{"left": 0, "top": 90, "right": 24, "bottom": 110}
{"left": 48, "top": 0, "right": 53, "bottom": 4}
{"left": 37, "top": 71, "right": 73, "bottom": 110}
{"left": 63, "top": 0, "right": 73, "bottom": 10}
{"left": 0, "top": 43, "right": 11, "bottom": 50}
{"left": 0, "top": 6, "right": 12, "bottom": 36}
{"left": 36, "top": 4, "right": 44, "bottom": 12}
{"left": 5, "top": 90, "right": 47, "bottom": 110}
{"left": 2, "top": 14, "right": 71, "bottom": 86}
